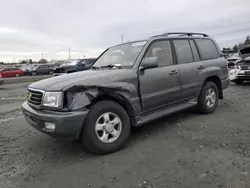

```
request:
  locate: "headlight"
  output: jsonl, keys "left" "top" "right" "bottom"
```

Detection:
{"left": 43, "top": 92, "right": 63, "bottom": 108}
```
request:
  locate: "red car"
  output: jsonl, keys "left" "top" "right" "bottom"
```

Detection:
{"left": 0, "top": 67, "right": 24, "bottom": 78}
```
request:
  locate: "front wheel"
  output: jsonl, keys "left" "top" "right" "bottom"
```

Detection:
{"left": 81, "top": 100, "right": 131, "bottom": 154}
{"left": 197, "top": 81, "right": 219, "bottom": 114}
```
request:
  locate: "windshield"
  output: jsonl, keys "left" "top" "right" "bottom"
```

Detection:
{"left": 93, "top": 41, "right": 147, "bottom": 68}
{"left": 68, "top": 60, "right": 80, "bottom": 66}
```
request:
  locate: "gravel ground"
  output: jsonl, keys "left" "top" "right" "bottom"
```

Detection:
{"left": 0, "top": 82, "right": 249, "bottom": 188}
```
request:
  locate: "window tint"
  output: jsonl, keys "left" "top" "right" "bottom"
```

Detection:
{"left": 145, "top": 40, "right": 173, "bottom": 67}
{"left": 189, "top": 40, "right": 200, "bottom": 61}
{"left": 173, "top": 40, "right": 193, "bottom": 64}
{"left": 195, "top": 39, "right": 219, "bottom": 60}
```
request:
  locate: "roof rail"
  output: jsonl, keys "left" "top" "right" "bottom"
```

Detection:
{"left": 161, "top": 32, "right": 209, "bottom": 37}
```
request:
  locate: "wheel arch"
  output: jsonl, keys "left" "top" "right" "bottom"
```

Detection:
{"left": 202, "top": 76, "right": 223, "bottom": 99}
{"left": 89, "top": 94, "right": 137, "bottom": 127}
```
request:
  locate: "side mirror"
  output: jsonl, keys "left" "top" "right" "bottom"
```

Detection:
{"left": 140, "top": 57, "right": 158, "bottom": 70}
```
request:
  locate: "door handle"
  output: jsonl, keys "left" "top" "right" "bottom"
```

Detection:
{"left": 197, "top": 65, "right": 204, "bottom": 69}
{"left": 169, "top": 70, "right": 178, "bottom": 75}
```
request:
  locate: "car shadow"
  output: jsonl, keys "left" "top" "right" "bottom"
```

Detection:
{"left": 46, "top": 107, "right": 199, "bottom": 157}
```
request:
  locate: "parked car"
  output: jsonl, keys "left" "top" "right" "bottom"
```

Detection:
{"left": 22, "top": 32, "right": 229, "bottom": 154}
{"left": 0, "top": 67, "right": 24, "bottom": 77}
{"left": 0, "top": 74, "right": 4, "bottom": 85}
{"left": 227, "top": 56, "right": 241, "bottom": 67}
{"left": 229, "top": 46, "right": 250, "bottom": 84}
{"left": 53, "top": 58, "right": 96, "bottom": 76}
{"left": 31, "top": 64, "right": 55, "bottom": 76}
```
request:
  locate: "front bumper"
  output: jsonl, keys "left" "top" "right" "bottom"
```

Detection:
{"left": 22, "top": 101, "right": 89, "bottom": 139}
{"left": 234, "top": 76, "right": 250, "bottom": 80}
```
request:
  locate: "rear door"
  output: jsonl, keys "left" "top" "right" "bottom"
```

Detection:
{"left": 139, "top": 40, "right": 182, "bottom": 112}
{"left": 173, "top": 39, "right": 202, "bottom": 100}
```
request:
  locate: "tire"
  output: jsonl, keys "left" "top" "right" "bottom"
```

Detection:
{"left": 32, "top": 72, "right": 36, "bottom": 76}
{"left": 15, "top": 73, "right": 19, "bottom": 77}
{"left": 49, "top": 70, "right": 53, "bottom": 75}
{"left": 197, "top": 81, "right": 219, "bottom": 114}
{"left": 81, "top": 100, "right": 131, "bottom": 154}
{"left": 234, "top": 80, "right": 243, "bottom": 84}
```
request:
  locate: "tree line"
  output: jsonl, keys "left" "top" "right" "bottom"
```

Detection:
{"left": 223, "top": 35, "right": 250, "bottom": 52}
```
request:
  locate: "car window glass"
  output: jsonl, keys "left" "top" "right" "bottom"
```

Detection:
{"left": 145, "top": 40, "right": 173, "bottom": 67}
{"left": 173, "top": 40, "right": 194, "bottom": 64}
{"left": 78, "top": 61, "right": 86, "bottom": 66}
{"left": 189, "top": 40, "right": 200, "bottom": 61}
{"left": 195, "top": 39, "right": 219, "bottom": 60}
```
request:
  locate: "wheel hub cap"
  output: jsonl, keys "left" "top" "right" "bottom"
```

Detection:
{"left": 206, "top": 88, "right": 216, "bottom": 108}
{"left": 95, "top": 112, "right": 122, "bottom": 143}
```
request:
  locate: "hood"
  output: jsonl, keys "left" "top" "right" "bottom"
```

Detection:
{"left": 240, "top": 46, "right": 250, "bottom": 59}
{"left": 240, "top": 46, "right": 250, "bottom": 54}
{"left": 29, "top": 69, "right": 131, "bottom": 91}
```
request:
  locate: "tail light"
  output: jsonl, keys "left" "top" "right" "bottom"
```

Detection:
{"left": 226, "top": 65, "right": 229, "bottom": 73}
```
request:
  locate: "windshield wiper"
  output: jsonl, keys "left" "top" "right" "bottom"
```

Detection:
{"left": 100, "top": 64, "right": 121, "bottom": 69}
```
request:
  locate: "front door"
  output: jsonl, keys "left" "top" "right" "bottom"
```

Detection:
{"left": 139, "top": 40, "right": 182, "bottom": 112}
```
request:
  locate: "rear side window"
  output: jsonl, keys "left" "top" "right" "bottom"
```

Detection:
{"left": 195, "top": 39, "right": 219, "bottom": 60}
{"left": 173, "top": 40, "right": 193, "bottom": 64}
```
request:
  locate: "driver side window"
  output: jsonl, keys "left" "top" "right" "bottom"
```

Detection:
{"left": 145, "top": 40, "right": 173, "bottom": 67}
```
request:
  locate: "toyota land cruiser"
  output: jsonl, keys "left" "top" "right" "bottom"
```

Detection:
{"left": 22, "top": 32, "right": 229, "bottom": 154}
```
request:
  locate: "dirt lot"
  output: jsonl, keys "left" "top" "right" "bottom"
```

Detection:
{"left": 0, "top": 82, "right": 249, "bottom": 188}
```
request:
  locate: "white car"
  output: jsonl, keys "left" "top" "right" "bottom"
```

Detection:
{"left": 229, "top": 47, "right": 250, "bottom": 84}
{"left": 227, "top": 56, "right": 241, "bottom": 67}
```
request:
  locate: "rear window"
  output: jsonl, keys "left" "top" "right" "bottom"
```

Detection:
{"left": 195, "top": 39, "right": 219, "bottom": 60}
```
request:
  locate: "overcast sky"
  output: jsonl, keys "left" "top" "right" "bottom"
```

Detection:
{"left": 0, "top": 0, "right": 250, "bottom": 62}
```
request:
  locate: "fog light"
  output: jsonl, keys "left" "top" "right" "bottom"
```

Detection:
{"left": 44, "top": 122, "right": 56, "bottom": 132}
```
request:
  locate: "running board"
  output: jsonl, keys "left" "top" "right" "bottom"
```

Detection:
{"left": 137, "top": 103, "right": 196, "bottom": 126}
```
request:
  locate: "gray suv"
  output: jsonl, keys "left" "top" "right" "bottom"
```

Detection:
{"left": 22, "top": 32, "right": 229, "bottom": 154}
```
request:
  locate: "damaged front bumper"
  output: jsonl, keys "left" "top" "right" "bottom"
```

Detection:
{"left": 22, "top": 101, "right": 89, "bottom": 139}
{"left": 229, "top": 69, "right": 250, "bottom": 81}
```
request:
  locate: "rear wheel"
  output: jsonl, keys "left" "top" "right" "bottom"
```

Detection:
{"left": 15, "top": 73, "right": 19, "bottom": 77}
{"left": 234, "top": 80, "right": 243, "bottom": 84}
{"left": 81, "top": 100, "right": 131, "bottom": 154}
{"left": 49, "top": 70, "right": 53, "bottom": 75}
{"left": 32, "top": 72, "right": 36, "bottom": 76}
{"left": 197, "top": 81, "right": 219, "bottom": 114}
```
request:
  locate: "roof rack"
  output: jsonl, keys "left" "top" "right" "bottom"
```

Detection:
{"left": 156, "top": 32, "right": 209, "bottom": 37}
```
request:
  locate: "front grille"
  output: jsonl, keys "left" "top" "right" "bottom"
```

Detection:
{"left": 239, "top": 65, "right": 250, "bottom": 70}
{"left": 27, "top": 88, "right": 44, "bottom": 106}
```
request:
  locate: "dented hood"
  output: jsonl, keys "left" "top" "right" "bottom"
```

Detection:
{"left": 29, "top": 69, "right": 129, "bottom": 91}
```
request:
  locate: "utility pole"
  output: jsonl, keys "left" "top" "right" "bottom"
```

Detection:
{"left": 121, "top": 34, "right": 124, "bottom": 43}
{"left": 68, "top": 47, "right": 71, "bottom": 60}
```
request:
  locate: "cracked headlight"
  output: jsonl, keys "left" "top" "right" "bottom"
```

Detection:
{"left": 43, "top": 92, "right": 63, "bottom": 108}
